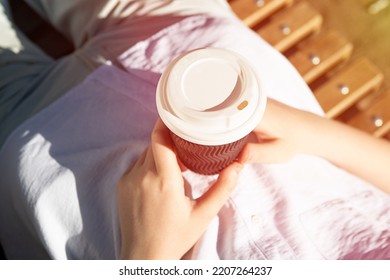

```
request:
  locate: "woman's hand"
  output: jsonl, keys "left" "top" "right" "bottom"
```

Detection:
{"left": 239, "top": 98, "right": 309, "bottom": 164}
{"left": 117, "top": 120, "right": 243, "bottom": 260}
{"left": 239, "top": 98, "right": 390, "bottom": 194}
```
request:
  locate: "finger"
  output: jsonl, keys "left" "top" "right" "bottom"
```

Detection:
{"left": 238, "top": 141, "right": 293, "bottom": 164}
{"left": 193, "top": 161, "right": 243, "bottom": 223}
{"left": 122, "top": 147, "right": 149, "bottom": 177}
{"left": 177, "top": 157, "right": 188, "bottom": 172}
{"left": 151, "top": 119, "right": 181, "bottom": 175}
{"left": 138, "top": 147, "right": 150, "bottom": 166}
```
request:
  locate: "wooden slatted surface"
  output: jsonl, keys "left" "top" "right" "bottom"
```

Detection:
{"left": 288, "top": 30, "right": 353, "bottom": 84}
{"left": 229, "top": 0, "right": 293, "bottom": 27}
{"left": 254, "top": 1, "right": 322, "bottom": 52}
{"left": 314, "top": 58, "right": 384, "bottom": 118}
{"left": 347, "top": 90, "right": 390, "bottom": 137}
{"left": 228, "top": 0, "right": 389, "bottom": 141}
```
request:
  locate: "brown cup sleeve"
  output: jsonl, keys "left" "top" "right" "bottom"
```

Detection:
{"left": 170, "top": 132, "right": 248, "bottom": 175}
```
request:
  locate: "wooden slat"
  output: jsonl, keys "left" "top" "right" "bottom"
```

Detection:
{"left": 314, "top": 58, "right": 384, "bottom": 118}
{"left": 255, "top": 1, "right": 322, "bottom": 52}
{"left": 385, "top": 131, "right": 390, "bottom": 141}
{"left": 288, "top": 30, "right": 353, "bottom": 84}
{"left": 359, "top": 0, "right": 389, "bottom": 14}
{"left": 347, "top": 90, "right": 390, "bottom": 137}
{"left": 229, "top": 0, "right": 293, "bottom": 28}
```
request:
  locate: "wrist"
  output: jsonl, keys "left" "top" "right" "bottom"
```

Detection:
{"left": 274, "top": 103, "right": 322, "bottom": 157}
{"left": 293, "top": 111, "right": 327, "bottom": 156}
{"left": 119, "top": 244, "right": 179, "bottom": 260}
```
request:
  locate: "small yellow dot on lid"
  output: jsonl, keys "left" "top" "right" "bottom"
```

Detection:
{"left": 237, "top": 100, "right": 249, "bottom": 110}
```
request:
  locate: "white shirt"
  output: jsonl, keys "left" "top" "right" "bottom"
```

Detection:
{"left": 1, "top": 15, "right": 389, "bottom": 259}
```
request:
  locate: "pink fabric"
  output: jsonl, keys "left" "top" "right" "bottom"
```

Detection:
{"left": 119, "top": 15, "right": 390, "bottom": 259}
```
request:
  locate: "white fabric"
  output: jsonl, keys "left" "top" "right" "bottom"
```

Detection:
{"left": 0, "top": 0, "right": 232, "bottom": 147}
{"left": 1, "top": 15, "right": 390, "bottom": 260}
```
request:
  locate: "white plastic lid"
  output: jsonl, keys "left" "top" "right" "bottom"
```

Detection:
{"left": 156, "top": 48, "right": 266, "bottom": 145}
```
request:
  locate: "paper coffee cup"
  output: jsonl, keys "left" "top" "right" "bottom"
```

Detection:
{"left": 156, "top": 48, "right": 266, "bottom": 175}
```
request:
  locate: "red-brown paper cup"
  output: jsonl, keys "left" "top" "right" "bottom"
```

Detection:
{"left": 156, "top": 48, "right": 266, "bottom": 175}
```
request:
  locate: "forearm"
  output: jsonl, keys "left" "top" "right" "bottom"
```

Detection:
{"left": 299, "top": 111, "right": 390, "bottom": 194}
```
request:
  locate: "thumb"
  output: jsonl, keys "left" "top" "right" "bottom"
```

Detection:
{"left": 192, "top": 161, "right": 243, "bottom": 224}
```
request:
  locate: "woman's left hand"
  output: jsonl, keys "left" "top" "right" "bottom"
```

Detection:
{"left": 117, "top": 120, "right": 243, "bottom": 259}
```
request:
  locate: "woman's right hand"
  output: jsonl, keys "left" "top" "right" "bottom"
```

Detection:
{"left": 239, "top": 98, "right": 390, "bottom": 194}
{"left": 239, "top": 98, "right": 310, "bottom": 164}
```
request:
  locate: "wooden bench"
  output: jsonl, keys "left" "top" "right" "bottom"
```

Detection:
{"left": 314, "top": 58, "right": 384, "bottom": 118}
{"left": 254, "top": 1, "right": 322, "bottom": 52}
{"left": 347, "top": 90, "right": 390, "bottom": 137}
{"left": 228, "top": 0, "right": 389, "bottom": 140}
{"left": 229, "top": 0, "right": 294, "bottom": 28}
{"left": 288, "top": 30, "right": 353, "bottom": 84}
